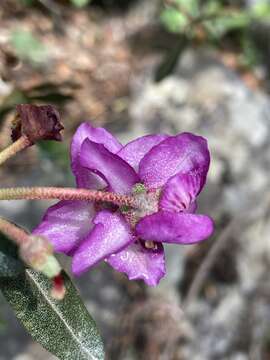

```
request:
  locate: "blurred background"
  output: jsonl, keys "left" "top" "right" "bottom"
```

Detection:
{"left": 1, "top": 0, "right": 270, "bottom": 359}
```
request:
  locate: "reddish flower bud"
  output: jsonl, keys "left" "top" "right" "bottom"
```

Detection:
{"left": 51, "top": 274, "right": 66, "bottom": 300}
{"left": 12, "top": 104, "right": 64, "bottom": 143}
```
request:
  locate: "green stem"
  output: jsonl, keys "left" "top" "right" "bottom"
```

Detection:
{"left": 0, "top": 186, "right": 136, "bottom": 207}
{"left": 0, "top": 136, "right": 31, "bottom": 166}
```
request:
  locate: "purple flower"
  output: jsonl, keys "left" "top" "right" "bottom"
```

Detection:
{"left": 34, "top": 123, "right": 214, "bottom": 286}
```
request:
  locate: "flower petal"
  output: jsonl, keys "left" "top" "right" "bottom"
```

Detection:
{"left": 159, "top": 172, "right": 201, "bottom": 213}
{"left": 33, "top": 200, "right": 94, "bottom": 254}
{"left": 72, "top": 210, "right": 133, "bottom": 275}
{"left": 106, "top": 242, "right": 166, "bottom": 286}
{"left": 80, "top": 139, "right": 140, "bottom": 194}
{"left": 139, "top": 133, "right": 210, "bottom": 189}
{"left": 136, "top": 211, "right": 214, "bottom": 244}
{"left": 71, "top": 122, "right": 122, "bottom": 188}
{"left": 117, "top": 134, "right": 168, "bottom": 171}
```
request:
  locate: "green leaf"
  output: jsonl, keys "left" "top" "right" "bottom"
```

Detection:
{"left": 240, "top": 36, "right": 261, "bottom": 68}
{"left": 10, "top": 30, "right": 48, "bottom": 65}
{"left": 175, "top": 0, "right": 199, "bottom": 17}
{"left": 160, "top": 7, "right": 189, "bottom": 33}
{"left": 70, "top": 0, "right": 91, "bottom": 8}
{"left": 155, "top": 38, "right": 187, "bottom": 82}
{"left": 0, "top": 270, "right": 105, "bottom": 359}
{"left": 0, "top": 235, "right": 25, "bottom": 278}
{"left": 251, "top": 0, "right": 270, "bottom": 19}
{"left": 204, "top": 12, "right": 250, "bottom": 39}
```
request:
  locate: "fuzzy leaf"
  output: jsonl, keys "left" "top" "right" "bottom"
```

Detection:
{"left": 0, "top": 270, "right": 104, "bottom": 360}
{"left": 0, "top": 235, "right": 24, "bottom": 278}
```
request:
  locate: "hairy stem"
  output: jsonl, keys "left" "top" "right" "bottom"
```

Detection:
{"left": 0, "top": 217, "right": 29, "bottom": 245}
{"left": 0, "top": 187, "right": 136, "bottom": 207}
{"left": 0, "top": 217, "right": 62, "bottom": 288}
{"left": 0, "top": 136, "right": 31, "bottom": 166}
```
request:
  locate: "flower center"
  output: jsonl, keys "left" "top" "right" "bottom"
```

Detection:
{"left": 119, "top": 183, "right": 160, "bottom": 242}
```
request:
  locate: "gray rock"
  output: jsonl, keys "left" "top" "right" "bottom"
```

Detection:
{"left": 129, "top": 49, "right": 270, "bottom": 215}
{"left": 124, "top": 48, "right": 270, "bottom": 359}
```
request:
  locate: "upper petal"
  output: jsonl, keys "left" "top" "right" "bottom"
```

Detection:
{"left": 72, "top": 210, "right": 133, "bottom": 275}
{"left": 33, "top": 200, "right": 94, "bottom": 254}
{"left": 136, "top": 211, "right": 214, "bottom": 244}
{"left": 106, "top": 242, "right": 166, "bottom": 286}
{"left": 159, "top": 172, "right": 201, "bottom": 213}
{"left": 71, "top": 122, "right": 122, "bottom": 188}
{"left": 117, "top": 134, "right": 168, "bottom": 171}
{"left": 139, "top": 133, "right": 210, "bottom": 189}
{"left": 80, "top": 139, "right": 140, "bottom": 194}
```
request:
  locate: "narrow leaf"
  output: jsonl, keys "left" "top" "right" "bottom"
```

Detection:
{"left": 0, "top": 269, "right": 104, "bottom": 360}
{"left": 0, "top": 235, "right": 24, "bottom": 278}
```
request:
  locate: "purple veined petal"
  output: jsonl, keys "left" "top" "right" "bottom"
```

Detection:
{"left": 71, "top": 122, "right": 122, "bottom": 188}
{"left": 33, "top": 200, "right": 95, "bottom": 254}
{"left": 117, "top": 134, "right": 168, "bottom": 171}
{"left": 139, "top": 133, "right": 210, "bottom": 189}
{"left": 188, "top": 200, "right": 197, "bottom": 213}
{"left": 80, "top": 139, "right": 140, "bottom": 194}
{"left": 160, "top": 172, "right": 201, "bottom": 213}
{"left": 106, "top": 242, "right": 166, "bottom": 286}
{"left": 136, "top": 211, "right": 214, "bottom": 245}
{"left": 72, "top": 210, "right": 134, "bottom": 275}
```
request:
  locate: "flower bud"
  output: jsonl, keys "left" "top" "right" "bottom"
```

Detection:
{"left": 19, "top": 235, "right": 61, "bottom": 278}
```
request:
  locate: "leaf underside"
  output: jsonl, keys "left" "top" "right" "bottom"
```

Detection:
{"left": 0, "top": 235, "right": 104, "bottom": 360}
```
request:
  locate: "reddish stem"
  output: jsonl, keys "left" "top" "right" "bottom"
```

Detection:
{"left": 0, "top": 186, "right": 136, "bottom": 207}
{"left": 0, "top": 217, "right": 29, "bottom": 245}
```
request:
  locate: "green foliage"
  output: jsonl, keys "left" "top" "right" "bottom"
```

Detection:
{"left": 19, "top": 0, "right": 34, "bottom": 5}
{"left": 174, "top": 0, "right": 199, "bottom": 17}
{"left": 0, "top": 82, "right": 73, "bottom": 124}
{"left": 160, "top": 0, "right": 270, "bottom": 69}
{"left": 38, "top": 140, "right": 70, "bottom": 170}
{"left": 161, "top": 8, "right": 189, "bottom": 33}
{"left": 160, "top": 0, "right": 255, "bottom": 37}
{"left": 252, "top": 0, "right": 270, "bottom": 19}
{"left": 10, "top": 30, "right": 48, "bottom": 65}
{"left": 0, "top": 235, "right": 24, "bottom": 278}
{"left": 203, "top": 12, "right": 250, "bottom": 39}
{"left": 70, "top": 0, "right": 92, "bottom": 7}
{"left": 0, "top": 234, "right": 104, "bottom": 358}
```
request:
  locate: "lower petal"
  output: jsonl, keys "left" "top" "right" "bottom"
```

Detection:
{"left": 33, "top": 200, "right": 94, "bottom": 254}
{"left": 106, "top": 242, "right": 166, "bottom": 286}
{"left": 72, "top": 210, "right": 134, "bottom": 275}
{"left": 136, "top": 211, "right": 214, "bottom": 244}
